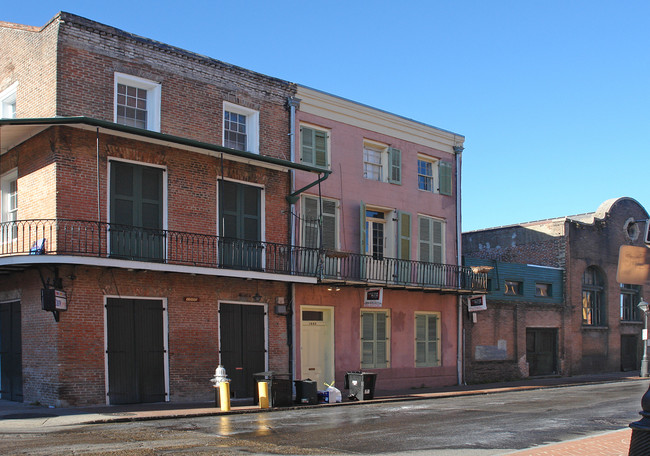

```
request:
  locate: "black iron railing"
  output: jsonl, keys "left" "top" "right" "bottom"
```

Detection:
{"left": 0, "top": 219, "right": 486, "bottom": 291}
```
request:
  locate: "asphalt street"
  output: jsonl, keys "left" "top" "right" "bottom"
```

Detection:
{"left": 0, "top": 379, "right": 646, "bottom": 455}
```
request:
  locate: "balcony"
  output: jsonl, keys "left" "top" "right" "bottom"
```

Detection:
{"left": 0, "top": 219, "right": 486, "bottom": 292}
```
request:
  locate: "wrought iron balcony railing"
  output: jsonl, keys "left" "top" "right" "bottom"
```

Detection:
{"left": 0, "top": 219, "right": 486, "bottom": 291}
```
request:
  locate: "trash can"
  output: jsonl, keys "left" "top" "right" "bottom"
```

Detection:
{"left": 345, "top": 371, "right": 377, "bottom": 401}
{"left": 294, "top": 379, "right": 318, "bottom": 405}
{"left": 253, "top": 371, "right": 293, "bottom": 407}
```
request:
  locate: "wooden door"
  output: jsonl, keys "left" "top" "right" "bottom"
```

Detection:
{"left": 106, "top": 298, "right": 166, "bottom": 404}
{"left": 0, "top": 301, "right": 22, "bottom": 401}
{"left": 219, "top": 303, "right": 266, "bottom": 398}
{"left": 526, "top": 328, "right": 557, "bottom": 376}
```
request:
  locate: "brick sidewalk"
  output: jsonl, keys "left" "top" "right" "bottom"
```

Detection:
{"left": 504, "top": 428, "right": 631, "bottom": 456}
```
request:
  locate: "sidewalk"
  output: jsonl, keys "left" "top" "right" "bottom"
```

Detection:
{"left": 0, "top": 372, "right": 646, "bottom": 455}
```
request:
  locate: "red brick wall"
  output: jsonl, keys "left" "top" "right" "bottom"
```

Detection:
{"left": 54, "top": 13, "right": 296, "bottom": 160}
{"left": 2, "top": 264, "right": 291, "bottom": 406}
{"left": 0, "top": 19, "right": 59, "bottom": 118}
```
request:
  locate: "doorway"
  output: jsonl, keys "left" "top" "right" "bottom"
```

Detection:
{"left": 526, "top": 328, "right": 558, "bottom": 376}
{"left": 0, "top": 300, "right": 22, "bottom": 401}
{"left": 219, "top": 302, "right": 267, "bottom": 398}
{"left": 621, "top": 335, "right": 638, "bottom": 371}
{"left": 105, "top": 298, "right": 167, "bottom": 404}
{"left": 300, "top": 306, "right": 334, "bottom": 390}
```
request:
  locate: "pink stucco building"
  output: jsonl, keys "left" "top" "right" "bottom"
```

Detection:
{"left": 290, "top": 86, "right": 480, "bottom": 392}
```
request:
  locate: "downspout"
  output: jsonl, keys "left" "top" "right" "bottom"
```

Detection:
{"left": 287, "top": 96, "right": 300, "bottom": 381}
{"left": 454, "top": 144, "right": 464, "bottom": 385}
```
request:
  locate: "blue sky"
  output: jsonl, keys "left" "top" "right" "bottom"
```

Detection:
{"left": 4, "top": 1, "right": 649, "bottom": 232}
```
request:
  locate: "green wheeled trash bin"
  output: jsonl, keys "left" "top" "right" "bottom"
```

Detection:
{"left": 253, "top": 371, "right": 293, "bottom": 407}
{"left": 294, "top": 379, "right": 318, "bottom": 405}
{"left": 344, "top": 371, "right": 377, "bottom": 401}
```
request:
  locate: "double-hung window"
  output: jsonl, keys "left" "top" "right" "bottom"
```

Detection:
{"left": 620, "top": 284, "right": 642, "bottom": 321}
{"left": 223, "top": 102, "right": 259, "bottom": 154}
{"left": 417, "top": 154, "right": 452, "bottom": 195}
{"left": 415, "top": 312, "right": 441, "bottom": 367}
{"left": 114, "top": 73, "right": 161, "bottom": 131}
{"left": 582, "top": 266, "right": 605, "bottom": 326}
{"left": 1, "top": 169, "right": 18, "bottom": 240}
{"left": 300, "top": 125, "right": 329, "bottom": 169}
{"left": 361, "top": 310, "right": 390, "bottom": 369}
{"left": 0, "top": 82, "right": 18, "bottom": 119}
{"left": 362, "top": 141, "right": 401, "bottom": 184}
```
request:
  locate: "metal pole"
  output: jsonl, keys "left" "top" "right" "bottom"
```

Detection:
{"left": 640, "top": 299, "right": 649, "bottom": 377}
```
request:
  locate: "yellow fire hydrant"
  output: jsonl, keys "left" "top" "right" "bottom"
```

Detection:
{"left": 210, "top": 364, "right": 231, "bottom": 412}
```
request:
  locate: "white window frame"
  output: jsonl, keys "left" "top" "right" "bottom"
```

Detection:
{"left": 114, "top": 73, "right": 161, "bottom": 132}
{"left": 415, "top": 312, "right": 441, "bottom": 368}
{"left": 363, "top": 140, "right": 388, "bottom": 182}
{"left": 223, "top": 101, "right": 260, "bottom": 154}
{"left": 417, "top": 154, "right": 439, "bottom": 193}
{"left": 0, "top": 82, "right": 18, "bottom": 119}
{"left": 1, "top": 169, "right": 18, "bottom": 241}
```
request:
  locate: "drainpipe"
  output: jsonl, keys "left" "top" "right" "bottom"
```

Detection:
{"left": 287, "top": 96, "right": 301, "bottom": 381}
{"left": 454, "top": 144, "right": 464, "bottom": 385}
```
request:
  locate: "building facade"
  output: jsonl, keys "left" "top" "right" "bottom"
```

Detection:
{"left": 291, "top": 86, "right": 480, "bottom": 392}
{"left": 463, "top": 197, "right": 649, "bottom": 380}
{"left": 0, "top": 13, "right": 328, "bottom": 406}
{"left": 0, "top": 13, "right": 485, "bottom": 406}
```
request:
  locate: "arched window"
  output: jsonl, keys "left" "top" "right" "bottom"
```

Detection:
{"left": 582, "top": 266, "right": 605, "bottom": 326}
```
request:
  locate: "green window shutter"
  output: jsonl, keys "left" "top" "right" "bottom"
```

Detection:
{"left": 388, "top": 147, "right": 401, "bottom": 184}
{"left": 314, "top": 130, "right": 328, "bottom": 168}
{"left": 359, "top": 201, "right": 366, "bottom": 255}
{"left": 322, "top": 199, "right": 337, "bottom": 250}
{"left": 432, "top": 219, "right": 443, "bottom": 263}
{"left": 439, "top": 161, "right": 452, "bottom": 196}
{"left": 300, "top": 126, "right": 315, "bottom": 165}
{"left": 418, "top": 216, "right": 431, "bottom": 263}
{"left": 301, "top": 126, "right": 328, "bottom": 168}
{"left": 415, "top": 314, "right": 426, "bottom": 365}
{"left": 302, "top": 196, "right": 319, "bottom": 248}
{"left": 397, "top": 211, "right": 411, "bottom": 260}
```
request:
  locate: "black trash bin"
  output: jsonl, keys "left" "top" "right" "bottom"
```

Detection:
{"left": 345, "top": 371, "right": 377, "bottom": 401}
{"left": 294, "top": 379, "right": 318, "bottom": 405}
{"left": 253, "top": 371, "right": 293, "bottom": 407}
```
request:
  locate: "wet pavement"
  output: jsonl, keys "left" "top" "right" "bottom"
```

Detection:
{"left": 0, "top": 372, "right": 647, "bottom": 455}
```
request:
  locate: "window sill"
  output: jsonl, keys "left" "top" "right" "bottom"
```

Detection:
{"left": 581, "top": 325, "right": 609, "bottom": 331}
{"left": 620, "top": 320, "right": 644, "bottom": 325}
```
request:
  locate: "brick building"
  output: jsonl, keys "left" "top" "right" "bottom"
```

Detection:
{"left": 463, "top": 197, "right": 649, "bottom": 381}
{"left": 0, "top": 13, "right": 327, "bottom": 406}
{"left": 0, "top": 12, "right": 486, "bottom": 406}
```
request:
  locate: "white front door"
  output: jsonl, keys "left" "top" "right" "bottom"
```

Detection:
{"left": 300, "top": 307, "right": 334, "bottom": 390}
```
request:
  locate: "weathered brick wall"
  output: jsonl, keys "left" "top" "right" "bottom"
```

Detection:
{"left": 0, "top": 19, "right": 59, "bottom": 117}
{"left": 564, "top": 198, "right": 650, "bottom": 374}
{"left": 54, "top": 13, "right": 296, "bottom": 160}
{"left": 2, "top": 264, "right": 290, "bottom": 406}
{"left": 463, "top": 222, "right": 566, "bottom": 269}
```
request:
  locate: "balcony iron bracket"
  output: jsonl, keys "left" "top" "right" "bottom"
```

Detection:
{"left": 286, "top": 172, "right": 330, "bottom": 204}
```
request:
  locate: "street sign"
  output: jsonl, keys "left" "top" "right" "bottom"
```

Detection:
{"left": 617, "top": 245, "right": 650, "bottom": 285}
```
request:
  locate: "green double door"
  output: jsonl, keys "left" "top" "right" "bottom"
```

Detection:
{"left": 110, "top": 161, "right": 164, "bottom": 261}
{"left": 219, "top": 303, "right": 266, "bottom": 398}
{"left": 219, "top": 181, "right": 262, "bottom": 270}
{"left": 106, "top": 298, "right": 166, "bottom": 404}
{"left": 0, "top": 301, "right": 22, "bottom": 402}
